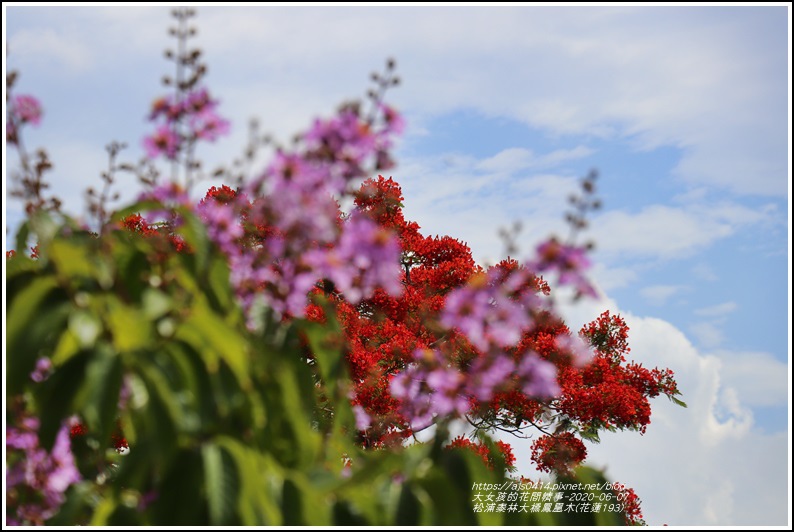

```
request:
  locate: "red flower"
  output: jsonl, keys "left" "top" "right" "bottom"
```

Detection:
{"left": 530, "top": 432, "right": 587, "bottom": 476}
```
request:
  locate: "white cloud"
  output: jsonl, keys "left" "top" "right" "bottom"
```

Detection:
{"left": 592, "top": 202, "right": 771, "bottom": 261}
{"left": 538, "top": 145, "right": 594, "bottom": 167}
{"left": 525, "top": 297, "right": 790, "bottom": 526}
{"left": 694, "top": 301, "right": 738, "bottom": 317}
{"left": 8, "top": 27, "right": 93, "bottom": 71}
{"left": 476, "top": 148, "right": 535, "bottom": 174}
{"left": 588, "top": 263, "right": 641, "bottom": 292}
{"left": 6, "top": 7, "right": 788, "bottom": 247}
{"left": 474, "top": 146, "right": 595, "bottom": 176}
{"left": 639, "top": 284, "right": 687, "bottom": 306}
{"left": 689, "top": 302, "right": 739, "bottom": 349}
{"left": 390, "top": 148, "right": 594, "bottom": 266}
{"left": 6, "top": 6, "right": 787, "bottom": 207}
{"left": 691, "top": 262, "right": 719, "bottom": 282}
{"left": 689, "top": 321, "right": 726, "bottom": 349}
{"left": 59, "top": 5, "right": 780, "bottom": 201}
{"left": 711, "top": 349, "right": 789, "bottom": 408}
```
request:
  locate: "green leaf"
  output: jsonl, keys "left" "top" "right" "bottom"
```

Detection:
{"left": 166, "top": 341, "right": 218, "bottom": 428}
{"left": 7, "top": 275, "right": 70, "bottom": 395}
{"left": 69, "top": 309, "right": 102, "bottom": 348}
{"left": 670, "top": 395, "right": 688, "bottom": 408}
{"left": 416, "top": 463, "right": 476, "bottom": 526}
{"left": 214, "top": 436, "right": 283, "bottom": 526}
{"left": 141, "top": 288, "right": 173, "bottom": 320}
{"left": 36, "top": 350, "right": 92, "bottom": 450}
{"left": 112, "top": 235, "right": 151, "bottom": 301}
{"left": 90, "top": 497, "right": 120, "bottom": 526}
{"left": 572, "top": 466, "right": 625, "bottom": 526}
{"left": 332, "top": 500, "right": 369, "bottom": 526}
{"left": 174, "top": 207, "right": 210, "bottom": 275}
{"left": 257, "top": 361, "right": 321, "bottom": 468}
{"left": 148, "top": 448, "right": 207, "bottom": 525}
{"left": 106, "top": 297, "right": 154, "bottom": 352}
{"left": 49, "top": 238, "right": 96, "bottom": 279}
{"left": 395, "top": 483, "right": 421, "bottom": 526}
{"left": 203, "top": 443, "right": 239, "bottom": 525}
{"left": 206, "top": 255, "right": 233, "bottom": 311}
{"left": 579, "top": 424, "right": 601, "bottom": 443}
{"left": 5, "top": 252, "right": 38, "bottom": 277}
{"left": 301, "top": 320, "right": 346, "bottom": 393}
{"left": 176, "top": 300, "right": 250, "bottom": 389}
{"left": 281, "top": 478, "right": 304, "bottom": 525}
{"left": 73, "top": 345, "right": 123, "bottom": 447}
{"left": 14, "top": 219, "right": 31, "bottom": 259}
{"left": 134, "top": 362, "right": 182, "bottom": 457}
{"left": 51, "top": 330, "right": 81, "bottom": 366}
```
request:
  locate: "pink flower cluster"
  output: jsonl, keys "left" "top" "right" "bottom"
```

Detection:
{"left": 527, "top": 238, "right": 597, "bottom": 298}
{"left": 6, "top": 94, "right": 43, "bottom": 144}
{"left": 440, "top": 269, "right": 539, "bottom": 353}
{"left": 390, "top": 248, "right": 597, "bottom": 429}
{"left": 6, "top": 418, "right": 81, "bottom": 526}
{"left": 390, "top": 347, "right": 560, "bottom": 431}
{"left": 143, "top": 87, "right": 230, "bottom": 160}
{"left": 188, "top": 104, "right": 406, "bottom": 321}
{"left": 306, "top": 212, "right": 403, "bottom": 304}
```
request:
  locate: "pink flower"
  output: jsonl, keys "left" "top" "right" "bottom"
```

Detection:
{"left": 149, "top": 96, "right": 175, "bottom": 121}
{"left": 6, "top": 418, "right": 81, "bottom": 525}
{"left": 143, "top": 125, "right": 180, "bottom": 159}
{"left": 516, "top": 353, "right": 560, "bottom": 399}
{"left": 198, "top": 199, "right": 243, "bottom": 255}
{"left": 310, "top": 212, "right": 403, "bottom": 304}
{"left": 527, "top": 238, "right": 597, "bottom": 298}
{"left": 30, "top": 358, "right": 52, "bottom": 383}
{"left": 379, "top": 103, "right": 405, "bottom": 136}
{"left": 13, "top": 95, "right": 43, "bottom": 125}
{"left": 440, "top": 270, "right": 532, "bottom": 352}
{"left": 184, "top": 88, "right": 215, "bottom": 115}
{"left": 190, "top": 109, "right": 231, "bottom": 141}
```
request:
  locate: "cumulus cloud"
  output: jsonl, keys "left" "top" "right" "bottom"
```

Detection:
{"left": 510, "top": 296, "right": 790, "bottom": 526}
{"left": 689, "top": 321, "right": 726, "bottom": 349}
{"left": 689, "top": 302, "right": 741, "bottom": 349}
{"left": 711, "top": 349, "right": 789, "bottom": 408}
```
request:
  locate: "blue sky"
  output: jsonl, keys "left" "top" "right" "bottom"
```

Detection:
{"left": 3, "top": 5, "right": 791, "bottom": 526}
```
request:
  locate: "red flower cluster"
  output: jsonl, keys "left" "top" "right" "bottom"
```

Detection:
{"left": 69, "top": 422, "right": 87, "bottom": 439}
{"left": 529, "top": 432, "right": 587, "bottom": 476}
{"left": 69, "top": 420, "right": 129, "bottom": 454}
{"left": 553, "top": 311, "right": 681, "bottom": 435}
{"left": 200, "top": 184, "right": 237, "bottom": 205}
{"left": 446, "top": 436, "right": 516, "bottom": 471}
{"left": 612, "top": 482, "right": 645, "bottom": 526}
{"left": 120, "top": 213, "right": 190, "bottom": 254}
